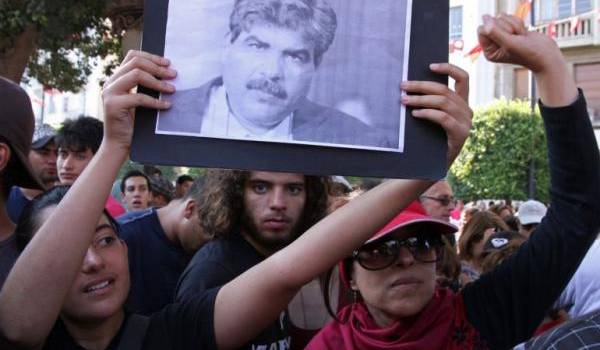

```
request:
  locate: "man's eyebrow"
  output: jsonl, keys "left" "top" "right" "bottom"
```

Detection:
{"left": 248, "top": 179, "right": 272, "bottom": 184}
{"left": 244, "top": 35, "right": 269, "bottom": 46}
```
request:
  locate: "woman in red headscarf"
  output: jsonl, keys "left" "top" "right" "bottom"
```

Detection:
{"left": 308, "top": 14, "right": 600, "bottom": 350}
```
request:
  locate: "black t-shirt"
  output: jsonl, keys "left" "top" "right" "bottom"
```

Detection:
{"left": 118, "top": 209, "right": 192, "bottom": 315}
{"left": 176, "top": 233, "right": 291, "bottom": 350}
{"left": 42, "top": 287, "right": 219, "bottom": 350}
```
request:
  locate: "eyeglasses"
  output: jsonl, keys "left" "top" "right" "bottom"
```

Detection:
{"left": 353, "top": 234, "right": 443, "bottom": 271}
{"left": 420, "top": 195, "right": 457, "bottom": 207}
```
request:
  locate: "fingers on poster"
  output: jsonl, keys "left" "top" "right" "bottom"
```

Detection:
{"left": 155, "top": 0, "right": 412, "bottom": 153}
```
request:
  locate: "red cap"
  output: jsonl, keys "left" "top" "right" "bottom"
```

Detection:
{"left": 339, "top": 201, "right": 457, "bottom": 288}
{"left": 366, "top": 201, "right": 457, "bottom": 244}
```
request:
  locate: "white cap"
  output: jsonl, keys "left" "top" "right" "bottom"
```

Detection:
{"left": 517, "top": 200, "right": 547, "bottom": 225}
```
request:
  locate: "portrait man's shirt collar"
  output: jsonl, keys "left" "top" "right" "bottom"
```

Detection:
{"left": 200, "top": 84, "right": 293, "bottom": 141}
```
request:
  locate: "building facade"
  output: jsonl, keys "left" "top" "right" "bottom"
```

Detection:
{"left": 450, "top": 0, "right": 600, "bottom": 112}
{"left": 450, "top": 0, "right": 600, "bottom": 143}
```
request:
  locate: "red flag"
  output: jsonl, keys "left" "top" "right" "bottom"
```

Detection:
{"left": 43, "top": 86, "right": 59, "bottom": 96}
{"left": 515, "top": 0, "right": 532, "bottom": 21}
{"left": 464, "top": 44, "right": 482, "bottom": 62}
{"left": 570, "top": 16, "right": 581, "bottom": 34}
{"left": 453, "top": 39, "right": 464, "bottom": 51}
{"left": 547, "top": 21, "right": 557, "bottom": 38}
{"left": 449, "top": 39, "right": 464, "bottom": 54}
{"left": 31, "top": 96, "right": 44, "bottom": 107}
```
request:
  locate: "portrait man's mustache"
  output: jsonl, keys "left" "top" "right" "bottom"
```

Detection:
{"left": 246, "top": 79, "right": 288, "bottom": 100}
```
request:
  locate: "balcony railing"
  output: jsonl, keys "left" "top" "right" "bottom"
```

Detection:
{"left": 532, "top": 11, "right": 599, "bottom": 48}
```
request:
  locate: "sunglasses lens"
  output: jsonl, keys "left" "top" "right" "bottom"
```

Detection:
{"left": 407, "top": 236, "right": 440, "bottom": 263}
{"left": 357, "top": 241, "right": 398, "bottom": 270}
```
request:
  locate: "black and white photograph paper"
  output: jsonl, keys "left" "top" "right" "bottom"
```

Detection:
{"left": 155, "top": 0, "right": 412, "bottom": 152}
{"left": 133, "top": 0, "right": 449, "bottom": 179}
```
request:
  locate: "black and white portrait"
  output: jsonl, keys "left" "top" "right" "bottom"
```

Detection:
{"left": 155, "top": 0, "right": 412, "bottom": 152}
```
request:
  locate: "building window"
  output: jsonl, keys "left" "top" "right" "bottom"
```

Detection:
{"left": 558, "top": 0, "right": 572, "bottom": 18}
{"left": 449, "top": 6, "right": 463, "bottom": 40}
{"left": 537, "top": 0, "right": 593, "bottom": 21}
{"left": 538, "top": 0, "right": 554, "bottom": 21}
{"left": 576, "top": 0, "right": 592, "bottom": 13}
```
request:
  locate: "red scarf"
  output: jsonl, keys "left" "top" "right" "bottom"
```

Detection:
{"left": 307, "top": 289, "right": 481, "bottom": 350}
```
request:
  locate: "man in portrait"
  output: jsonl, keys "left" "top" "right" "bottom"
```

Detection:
{"left": 158, "top": 0, "right": 391, "bottom": 148}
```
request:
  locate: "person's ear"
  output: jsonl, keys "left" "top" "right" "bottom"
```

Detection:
{"left": 183, "top": 199, "right": 196, "bottom": 219}
{"left": 0, "top": 143, "right": 11, "bottom": 173}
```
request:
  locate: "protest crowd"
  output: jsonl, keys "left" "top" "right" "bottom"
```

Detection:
{"left": 1, "top": 4, "right": 600, "bottom": 350}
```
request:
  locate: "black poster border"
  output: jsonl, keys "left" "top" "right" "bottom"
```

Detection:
{"left": 132, "top": 0, "right": 449, "bottom": 179}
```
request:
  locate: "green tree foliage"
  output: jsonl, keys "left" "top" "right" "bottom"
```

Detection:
{"left": 0, "top": 0, "right": 122, "bottom": 91}
{"left": 449, "top": 99, "right": 549, "bottom": 202}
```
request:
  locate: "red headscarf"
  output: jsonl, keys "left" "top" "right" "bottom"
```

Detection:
{"left": 307, "top": 288, "right": 459, "bottom": 350}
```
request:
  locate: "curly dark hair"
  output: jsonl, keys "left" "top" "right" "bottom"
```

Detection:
{"left": 199, "top": 169, "right": 330, "bottom": 238}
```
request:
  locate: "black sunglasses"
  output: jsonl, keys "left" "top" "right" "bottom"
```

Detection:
{"left": 420, "top": 195, "right": 457, "bottom": 207}
{"left": 353, "top": 234, "right": 443, "bottom": 271}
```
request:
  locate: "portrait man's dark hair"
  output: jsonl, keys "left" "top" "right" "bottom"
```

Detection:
{"left": 229, "top": 0, "right": 337, "bottom": 66}
{"left": 199, "top": 169, "right": 330, "bottom": 238}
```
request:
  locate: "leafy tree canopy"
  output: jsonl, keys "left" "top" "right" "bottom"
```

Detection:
{"left": 449, "top": 99, "right": 549, "bottom": 203}
{"left": 0, "top": 0, "right": 122, "bottom": 91}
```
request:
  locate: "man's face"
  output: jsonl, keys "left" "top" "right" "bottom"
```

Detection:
{"left": 150, "top": 193, "right": 170, "bottom": 208}
{"left": 222, "top": 23, "right": 317, "bottom": 129}
{"left": 122, "top": 176, "right": 151, "bottom": 211}
{"left": 242, "top": 172, "right": 306, "bottom": 253}
{"left": 176, "top": 180, "right": 194, "bottom": 198}
{"left": 28, "top": 141, "right": 58, "bottom": 188}
{"left": 57, "top": 147, "right": 94, "bottom": 185}
{"left": 420, "top": 181, "right": 456, "bottom": 222}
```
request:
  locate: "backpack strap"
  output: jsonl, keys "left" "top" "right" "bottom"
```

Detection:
{"left": 117, "top": 314, "right": 150, "bottom": 350}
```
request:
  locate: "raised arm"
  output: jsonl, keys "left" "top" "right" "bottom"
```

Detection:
{"left": 462, "top": 14, "right": 600, "bottom": 350}
{"left": 0, "top": 51, "right": 175, "bottom": 347}
{"left": 213, "top": 64, "right": 473, "bottom": 349}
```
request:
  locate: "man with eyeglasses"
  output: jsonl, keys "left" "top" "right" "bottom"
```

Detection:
{"left": 419, "top": 180, "right": 456, "bottom": 223}
{"left": 420, "top": 180, "right": 459, "bottom": 290}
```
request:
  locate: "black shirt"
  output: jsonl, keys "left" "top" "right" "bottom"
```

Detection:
{"left": 43, "top": 287, "right": 219, "bottom": 350}
{"left": 176, "top": 233, "right": 291, "bottom": 350}
{"left": 118, "top": 209, "right": 192, "bottom": 315}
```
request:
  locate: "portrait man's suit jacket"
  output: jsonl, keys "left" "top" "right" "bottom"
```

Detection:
{"left": 158, "top": 77, "right": 391, "bottom": 148}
